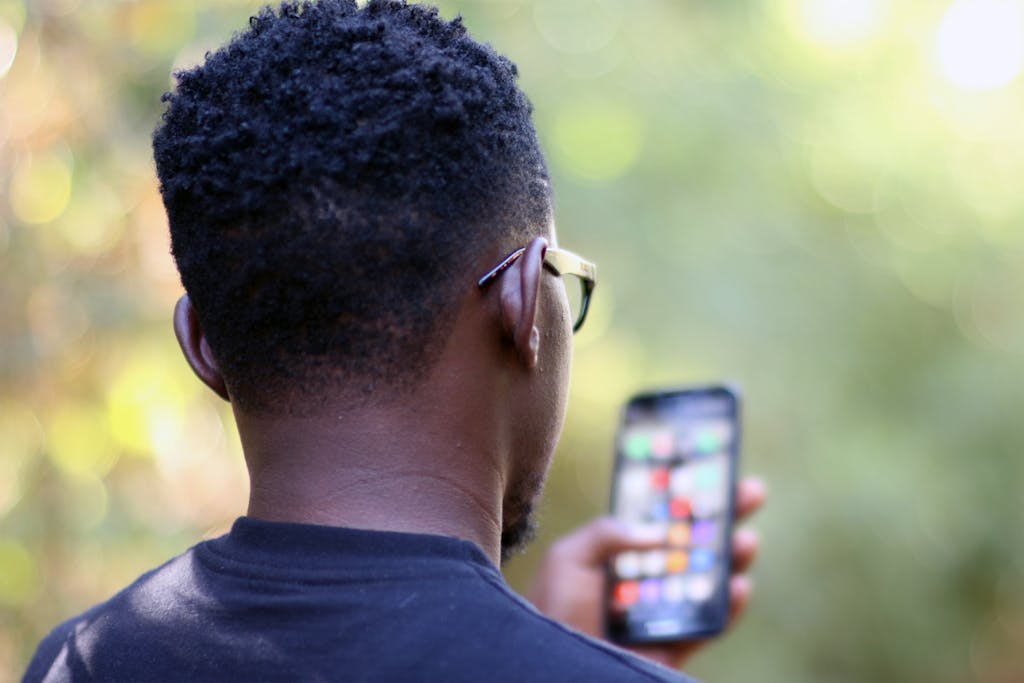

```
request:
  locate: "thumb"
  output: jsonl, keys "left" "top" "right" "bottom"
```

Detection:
{"left": 552, "top": 517, "right": 665, "bottom": 567}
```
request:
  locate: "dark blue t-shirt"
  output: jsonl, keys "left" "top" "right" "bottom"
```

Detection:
{"left": 25, "top": 518, "right": 697, "bottom": 682}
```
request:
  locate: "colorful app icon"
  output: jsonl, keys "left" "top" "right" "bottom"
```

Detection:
{"left": 695, "top": 430, "right": 720, "bottom": 453}
{"left": 669, "top": 466, "right": 694, "bottom": 496}
{"left": 624, "top": 432, "right": 650, "bottom": 460}
{"left": 690, "top": 520, "right": 717, "bottom": 546}
{"left": 662, "top": 575, "right": 687, "bottom": 603}
{"left": 666, "top": 550, "right": 688, "bottom": 573}
{"left": 669, "top": 496, "right": 692, "bottom": 519}
{"left": 667, "top": 522, "right": 690, "bottom": 547}
{"left": 641, "top": 550, "right": 666, "bottom": 576}
{"left": 694, "top": 420, "right": 731, "bottom": 454}
{"left": 615, "top": 580, "right": 641, "bottom": 607}
{"left": 615, "top": 551, "right": 642, "bottom": 580}
{"left": 639, "top": 578, "right": 661, "bottom": 604}
{"left": 651, "top": 430, "right": 674, "bottom": 459}
{"left": 694, "top": 459, "right": 723, "bottom": 489}
{"left": 687, "top": 574, "right": 715, "bottom": 601}
{"left": 651, "top": 467, "right": 669, "bottom": 491}
{"left": 689, "top": 548, "right": 715, "bottom": 572}
{"left": 648, "top": 500, "right": 670, "bottom": 522}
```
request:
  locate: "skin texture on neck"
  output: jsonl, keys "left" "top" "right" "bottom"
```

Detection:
{"left": 175, "top": 233, "right": 571, "bottom": 567}
{"left": 238, "top": 296, "right": 512, "bottom": 564}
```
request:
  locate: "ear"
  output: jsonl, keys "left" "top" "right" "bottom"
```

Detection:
{"left": 173, "top": 294, "right": 230, "bottom": 401}
{"left": 499, "top": 237, "right": 547, "bottom": 369}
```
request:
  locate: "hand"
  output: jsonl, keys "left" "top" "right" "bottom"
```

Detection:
{"left": 525, "top": 477, "right": 766, "bottom": 670}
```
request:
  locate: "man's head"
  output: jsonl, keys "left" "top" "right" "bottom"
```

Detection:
{"left": 154, "top": 0, "right": 552, "bottom": 412}
{"left": 155, "top": 0, "right": 593, "bottom": 563}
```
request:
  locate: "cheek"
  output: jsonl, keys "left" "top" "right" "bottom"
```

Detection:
{"left": 544, "top": 279, "right": 572, "bottom": 376}
{"left": 522, "top": 279, "right": 573, "bottom": 465}
{"left": 538, "top": 323, "right": 572, "bottom": 445}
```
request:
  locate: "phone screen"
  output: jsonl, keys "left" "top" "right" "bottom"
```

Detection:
{"left": 606, "top": 385, "right": 740, "bottom": 643}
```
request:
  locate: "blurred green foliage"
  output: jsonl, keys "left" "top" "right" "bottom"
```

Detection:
{"left": 2, "top": 0, "right": 1023, "bottom": 681}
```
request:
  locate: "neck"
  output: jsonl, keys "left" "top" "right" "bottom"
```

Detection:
{"left": 237, "top": 394, "right": 507, "bottom": 565}
{"left": 235, "top": 304, "right": 512, "bottom": 566}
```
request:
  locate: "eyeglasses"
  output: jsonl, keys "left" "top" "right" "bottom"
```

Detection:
{"left": 477, "top": 246, "right": 597, "bottom": 333}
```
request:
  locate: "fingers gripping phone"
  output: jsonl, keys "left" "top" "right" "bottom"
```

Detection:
{"left": 605, "top": 385, "right": 741, "bottom": 644}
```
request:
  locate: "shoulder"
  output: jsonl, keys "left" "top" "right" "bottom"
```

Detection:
{"left": 23, "top": 615, "right": 77, "bottom": 682}
{"left": 22, "top": 537, "right": 700, "bottom": 683}
{"left": 22, "top": 550, "right": 198, "bottom": 682}
{"left": 455, "top": 565, "right": 699, "bottom": 683}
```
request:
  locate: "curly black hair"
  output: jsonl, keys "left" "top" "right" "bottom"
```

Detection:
{"left": 153, "top": 0, "right": 551, "bottom": 411}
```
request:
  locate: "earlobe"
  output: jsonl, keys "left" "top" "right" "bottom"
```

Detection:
{"left": 173, "top": 294, "right": 230, "bottom": 401}
{"left": 498, "top": 237, "right": 547, "bottom": 369}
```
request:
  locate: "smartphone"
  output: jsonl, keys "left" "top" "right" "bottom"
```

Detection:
{"left": 605, "top": 385, "right": 741, "bottom": 644}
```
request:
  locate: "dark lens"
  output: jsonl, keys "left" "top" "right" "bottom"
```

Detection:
{"left": 564, "top": 274, "right": 585, "bottom": 330}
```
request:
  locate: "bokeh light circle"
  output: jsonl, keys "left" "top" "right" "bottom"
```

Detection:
{"left": 936, "top": 0, "right": 1024, "bottom": 90}
{"left": 0, "top": 19, "right": 17, "bottom": 79}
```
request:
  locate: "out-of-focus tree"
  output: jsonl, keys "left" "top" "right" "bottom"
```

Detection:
{"left": 1, "top": 1, "right": 1022, "bottom": 681}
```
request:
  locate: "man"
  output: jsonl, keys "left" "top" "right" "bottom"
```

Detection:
{"left": 25, "top": 1, "right": 763, "bottom": 680}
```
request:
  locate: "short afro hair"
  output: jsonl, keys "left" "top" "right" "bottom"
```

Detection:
{"left": 154, "top": 0, "right": 551, "bottom": 411}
